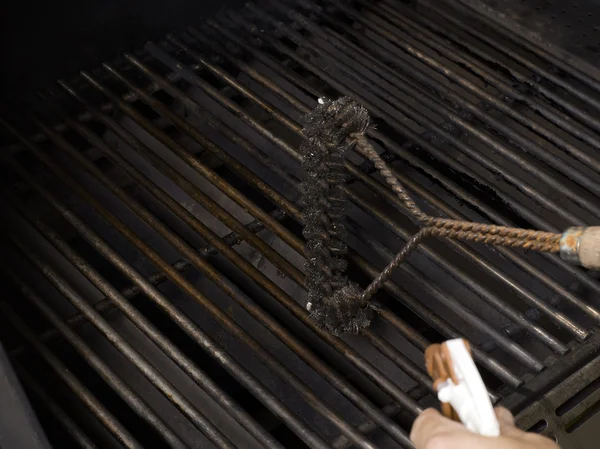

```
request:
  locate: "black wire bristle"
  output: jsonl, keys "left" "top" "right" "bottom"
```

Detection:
{"left": 301, "top": 97, "right": 372, "bottom": 335}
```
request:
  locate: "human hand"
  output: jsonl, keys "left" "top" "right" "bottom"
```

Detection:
{"left": 410, "top": 407, "right": 559, "bottom": 449}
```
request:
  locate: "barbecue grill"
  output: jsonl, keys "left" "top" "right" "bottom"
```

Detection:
{"left": 2, "top": 0, "right": 600, "bottom": 448}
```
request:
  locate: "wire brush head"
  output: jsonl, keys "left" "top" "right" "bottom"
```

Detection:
{"left": 302, "top": 97, "right": 370, "bottom": 148}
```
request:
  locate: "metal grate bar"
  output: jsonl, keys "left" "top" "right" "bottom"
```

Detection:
{"left": 55, "top": 76, "right": 418, "bottom": 440}
{"left": 1, "top": 120, "right": 385, "bottom": 448}
{"left": 0, "top": 302, "right": 144, "bottom": 449}
{"left": 0, "top": 258, "right": 191, "bottom": 449}
{"left": 0, "top": 171, "right": 284, "bottom": 448}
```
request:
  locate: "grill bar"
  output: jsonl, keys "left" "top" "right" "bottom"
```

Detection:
{"left": 0, "top": 303, "right": 143, "bottom": 449}
{"left": 2, "top": 120, "right": 383, "bottom": 448}
{"left": 0, "top": 258, "right": 191, "bottom": 449}
{"left": 54, "top": 77, "right": 424, "bottom": 444}
{"left": 1, "top": 175, "right": 284, "bottom": 449}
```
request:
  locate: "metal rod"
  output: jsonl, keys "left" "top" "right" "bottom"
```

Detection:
{"left": 0, "top": 301, "right": 144, "bottom": 449}
{"left": 52, "top": 80, "right": 425, "bottom": 442}
{"left": 285, "top": 0, "right": 600, "bottom": 198}
{"left": 13, "top": 363, "right": 99, "bottom": 449}
{"left": 248, "top": 2, "right": 600, "bottom": 223}
{"left": 362, "top": 0, "right": 600, "bottom": 155}
{"left": 0, "top": 257, "right": 190, "bottom": 449}
{"left": 5, "top": 233, "right": 237, "bottom": 449}
{"left": 0, "top": 117, "right": 385, "bottom": 449}
{"left": 1, "top": 184, "right": 283, "bottom": 449}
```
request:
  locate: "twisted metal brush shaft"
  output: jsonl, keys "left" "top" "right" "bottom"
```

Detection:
{"left": 361, "top": 227, "right": 561, "bottom": 303}
{"left": 351, "top": 133, "right": 563, "bottom": 246}
{"left": 352, "top": 133, "right": 429, "bottom": 222}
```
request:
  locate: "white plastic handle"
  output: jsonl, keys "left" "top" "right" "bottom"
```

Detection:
{"left": 437, "top": 339, "right": 500, "bottom": 436}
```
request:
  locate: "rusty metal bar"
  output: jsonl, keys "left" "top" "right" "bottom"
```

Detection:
{"left": 1, "top": 184, "right": 285, "bottom": 449}
{"left": 52, "top": 80, "right": 427, "bottom": 439}
{"left": 0, "top": 301, "right": 144, "bottom": 449}
{"left": 5, "top": 233, "right": 237, "bottom": 449}
{"left": 0, "top": 256, "right": 190, "bottom": 449}
{"left": 0, "top": 117, "right": 401, "bottom": 449}
{"left": 12, "top": 364, "right": 99, "bottom": 449}
{"left": 247, "top": 2, "right": 600, "bottom": 223}
{"left": 283, "top": 0, "right": 600, "bottom": 198}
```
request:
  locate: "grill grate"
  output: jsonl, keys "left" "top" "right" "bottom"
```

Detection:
{"left": 2, "top": 0, "right": 600, "bottom": 448}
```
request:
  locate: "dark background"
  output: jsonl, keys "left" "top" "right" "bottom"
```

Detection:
{"left": 0, "top": 0, "right": 243, "bottom": 101}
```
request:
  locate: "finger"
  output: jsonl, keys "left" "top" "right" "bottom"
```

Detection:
{"left": 494, "top": 407, "right": 527, "bottom": 438}
{"left": 494, "top": 407, "right": 515, "bottom": 427}
{"left": 410, "top": 408, "right": 440, "bottom": 445}
{"left": 410, "top": 408, "right": 466, "bottom": 449}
